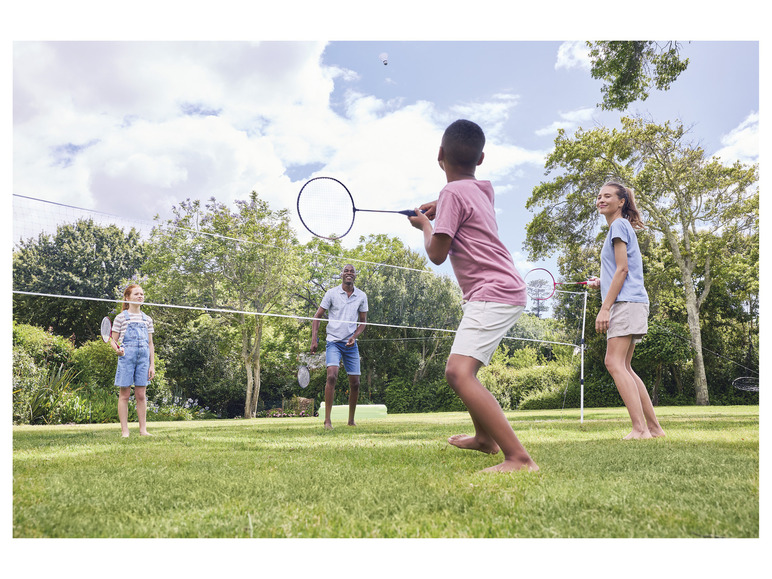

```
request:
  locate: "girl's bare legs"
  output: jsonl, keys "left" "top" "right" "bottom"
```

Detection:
{"left": 605, "top": 337, "right": 652, "bottom": 439}
{"left": 135, "top": 386, "right": 151, "bottom": 436}
{"left": 445, "top": 354, "right": 538, "bottom": 472}
{"left": 624, "top": 341, "right": 665, "bottom": 437}
{"left": 118, "top": 387, "right": 131, "bottom": 437}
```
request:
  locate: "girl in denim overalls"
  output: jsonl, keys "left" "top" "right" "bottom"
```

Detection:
{"left": 110, "top": 284, "right": 155, "bottom": 437}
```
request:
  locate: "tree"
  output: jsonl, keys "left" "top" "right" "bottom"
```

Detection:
{"left": 525, "top": 116, "right": 758, "bottom": 405}
{"left": 143, "top": 193, "right": 305, "bottom": 417}
{"left": 349, "top": 234, "right": 462, "bottom": 388}
{"left": 587, "top": 41, "right": 689, "bottom": 111}
{"left": 13, "top": 219, "right": 146, "bottom": 344}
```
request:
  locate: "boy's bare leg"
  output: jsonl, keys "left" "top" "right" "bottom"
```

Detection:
{"left": 625, "top": 341, "right": 665, "bottom": 437}
{"left": 445, "top": 354, "right": 538, "bottom": 472}
{"left": 324, "top": 367, "right": 338, "bottom": 429}
{"left": 606, "top": 337, "right": 652, "bottom": 439}
{"left": 347, "top": 375, "right": 359, "bottom": 426}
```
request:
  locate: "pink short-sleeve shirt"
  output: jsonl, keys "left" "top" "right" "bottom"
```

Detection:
{"left": 433, "top": 179, "right": 526, "bottom": 306}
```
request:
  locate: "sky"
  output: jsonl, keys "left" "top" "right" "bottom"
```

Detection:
{"left": 10, "top": 36, "right": 760, "bottom": 280}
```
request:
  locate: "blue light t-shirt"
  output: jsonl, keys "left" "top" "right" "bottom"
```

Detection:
{"left": 600, "top": 218, "right": 648, "bottom": 304}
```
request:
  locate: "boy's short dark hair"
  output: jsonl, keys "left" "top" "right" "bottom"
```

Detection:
{"left": 442, "top": 119, "right": 485, "bottom": 168}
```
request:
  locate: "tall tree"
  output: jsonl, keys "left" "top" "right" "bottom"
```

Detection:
{"left": 525, "top": 116, "right": 758, "bottom": 405}
{"left": 13, "top": 219, "right": 146, "bottom": 343}
{"left": 587, "top": 41, "right": 689, "bottom": 111}
{"left": 143, "top": 193, "right": 304, "bottom": 417}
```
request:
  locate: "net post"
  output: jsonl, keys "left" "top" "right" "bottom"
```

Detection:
{"left": 580, "top": 289, "right": 588, "bottom": 424}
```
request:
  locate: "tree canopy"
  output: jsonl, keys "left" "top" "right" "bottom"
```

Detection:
{"left": 587, "top": 41, "right": 689, "bottom": 111}
{"left": 13, "top": 219, "right": 146, "bottom": 344}
{"left": 526, "top": 116, "right": 758, "bottom": 404}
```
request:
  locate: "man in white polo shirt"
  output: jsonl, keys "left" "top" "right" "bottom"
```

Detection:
{"left": 311, "top": 264, "right": 368, "bottom": 429}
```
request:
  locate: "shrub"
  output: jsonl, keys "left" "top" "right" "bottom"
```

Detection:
{"left": 479, "top": 363, "right": 577, "bottom": 410}
{"left": 12, "top": 322, "right": 75, "bottom": 369}
{"left": 72, "top": 339, "right": 172, "bottom": 404}
{"left": 384, "top": 378, "right": 412, "bottom": 414}
{"left": 384, "top": 378, "right": 465, "bottom": 413}
{"left": 13, "top": 363, "right": 81, "bottom": 424}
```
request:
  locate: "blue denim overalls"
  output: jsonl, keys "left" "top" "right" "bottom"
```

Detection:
{"left": 114, "top": 310, "right": 151, "bottom": 387}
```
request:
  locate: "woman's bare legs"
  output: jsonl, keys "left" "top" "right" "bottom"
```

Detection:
{"left": 606, "top": 336, "right": 659, "bottom": 439}
{"left": 623, "top": 340, "right": 665, "bottom": 437}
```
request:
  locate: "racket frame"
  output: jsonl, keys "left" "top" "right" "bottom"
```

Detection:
{"left": 525, "top": 267, "right": 588, "bottom": 301}
{"left": 296, "top": 176, "right": 419, "bottom": 240}
{"left": 100, "top": 316, "right": 113, "bottom": 343}
{"left": 297, "top": 365, "right": 311, "bottom": 388}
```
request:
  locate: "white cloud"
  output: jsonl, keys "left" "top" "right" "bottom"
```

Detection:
{"left": 712, "top": 112, "right": 759, "bottom": 165}
{"left": 555, "top": 41, "right": 591, "bottom": 70}
{"left": 11, "top": 41, "right": 550, "bottom": 250}
{"left": 535, "top": 107, "right": 595, "bottom": 137}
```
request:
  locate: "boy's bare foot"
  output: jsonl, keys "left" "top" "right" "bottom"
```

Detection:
{"left": 448, "top": 434, "right": 500, "bottom": 455}
{"left": 324, "top": 421, "right": 333, "bottom": 430}
{"left": 481, "top": 459, "right": 539, "bottom": 473}
{"left": 348, "top": 421, "right": 356, "bottom": 427}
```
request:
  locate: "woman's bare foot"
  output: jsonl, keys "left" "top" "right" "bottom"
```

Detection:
{"left": 648, "top": 426, "right": 666, "bottom": 438}
{"left": 623, "top": 429, "right": 653, "bottom": 440}
{"left": 481, "top": 458, "right": 539, "bottom": 473}
{"left": 448, "top": 434, "right": 500, "bottom": 455}
{"left": 139, "top": 431, "right": 153, "bottom": 436}
{"left": 121, "top": 432, "right": 130, "bottom": 438}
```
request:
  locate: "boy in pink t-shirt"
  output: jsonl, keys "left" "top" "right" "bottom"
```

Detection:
{"left": 409, "top": 119, "right": 538, "bottom": 473}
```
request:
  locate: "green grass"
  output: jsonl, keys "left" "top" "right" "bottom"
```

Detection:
{"left": 13, "top": 406, "right": 758, "bottom": 538}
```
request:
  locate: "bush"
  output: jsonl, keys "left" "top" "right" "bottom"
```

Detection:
{"left": 13, "top": 363, "right": 81, "bottom": 424}
{"left": 71, "top": 339, "right": 118, "bottom": 389}
{"left": 479, "top": 363, "right": 577, "bottom": 410}
{"left": 71, "top": 339, "right": 172, "bottom": 404}
{"left": 12, "top": 348, "right": 45, "bottom": 423}
{"left": 384, "top": 378, "right": 465, "bottom": 413}
{"left": 12, "top": 322, "right": 75, "bottom": 369}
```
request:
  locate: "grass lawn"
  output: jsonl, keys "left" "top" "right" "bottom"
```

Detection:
{"left": 12, "top": 406, "right": 758, "bottom": 538}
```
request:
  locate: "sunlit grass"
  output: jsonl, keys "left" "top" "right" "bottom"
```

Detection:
{"left": 13, "top": 406, "right": 758, "bottom": 538}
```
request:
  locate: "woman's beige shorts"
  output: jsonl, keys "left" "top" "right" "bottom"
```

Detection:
{"left": 608, "top": 301, "right": 649, "bottom": 342}
{"left": 450, "top": 301, "right": 525, "bottom": 365}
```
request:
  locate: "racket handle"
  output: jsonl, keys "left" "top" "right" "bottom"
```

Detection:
{"left": 356, "top": 208, "right": 426, "bottom": 216}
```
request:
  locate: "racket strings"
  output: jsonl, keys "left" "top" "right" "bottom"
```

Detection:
{"left": 297, "top": 178, "right": 355, "bottom": 240}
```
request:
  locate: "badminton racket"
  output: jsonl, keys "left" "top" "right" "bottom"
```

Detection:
{"left": 525, "top": 268, "right": 588, "bottom": 301}
{"left": 100, "top": 316, "right": 113, "bottom": 343}
{"left": 732, "top": 376, "right": 758, "bottom": 392}
{"left": 297, "top": 366, "right": 310, "bottom": 389}
{"left": 297, "top": 176, "right": 420, "bottom": 240}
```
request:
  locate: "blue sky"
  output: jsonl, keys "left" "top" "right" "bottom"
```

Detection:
{"left": 11, "top": 38, "right": 759, "bottom": 281}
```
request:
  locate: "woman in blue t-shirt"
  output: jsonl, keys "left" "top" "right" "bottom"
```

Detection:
{"left": 587, "top": 181, "right": 665, "bottom": 440}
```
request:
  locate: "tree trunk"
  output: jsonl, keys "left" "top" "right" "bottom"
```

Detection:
{"left": 248, "top": 319, "right": 264, "bottom": 417}
{"left": 242, "top": 317, "right": 253, "bottom": 418}
{"left": 684, "top": 288, "right": 710, "bottom": 405}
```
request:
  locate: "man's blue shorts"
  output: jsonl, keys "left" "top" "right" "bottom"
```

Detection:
{"left": 325, "top": 340, "right": 361, "bottom": 375}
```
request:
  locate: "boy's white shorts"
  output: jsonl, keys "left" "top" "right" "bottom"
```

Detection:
{"left": 450, "top": 301, "right": 525, "bottom": 366}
